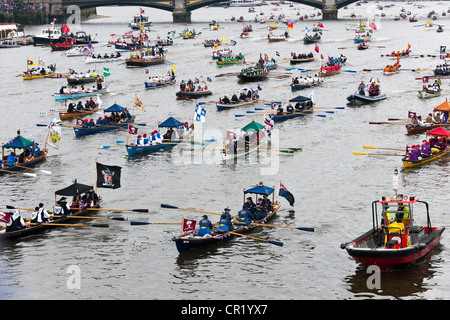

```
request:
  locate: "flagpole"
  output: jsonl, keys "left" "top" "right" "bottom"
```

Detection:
{"left": 95, "top": 160, "right": 98, "bottom": 194}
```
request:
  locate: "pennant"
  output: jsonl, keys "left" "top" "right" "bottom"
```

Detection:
{"left": 195, "top": 104, "right": 206, "bottom": 123}
{"left": 38, "top": 59, "right": 45, "bottom": 67}
{"left": 172, "top": 64, "right": 176, "bottom": 72}
{"left": 96, "top": 162, "right": 121, "bottom": 189}
{"left": 315, "top": 44, "right": 319, "bottom": 53}
{"left": 278, "top": 182, "right": 295, "bottom": 206}
{"left": 27, "top": 58, "right": 34, "bottom": 66}
{"left": 103, "top": 67, "right": 111, "bottom": 77}
{"left": 288, "top": 21, "right": 293, "bottom": 30}
{"left": 318, "top": 22, "right": 324, "bottom": 28}
{"left": 182, "top": 218, "right": 196, "bottom": 233}
{"left": 128, "top": 124, "right": 138, "bottom": 135}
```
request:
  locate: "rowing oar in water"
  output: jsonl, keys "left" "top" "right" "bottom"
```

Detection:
{"left": 353, "top": 152, "right": 404, "bottom": 157}
{"left": 13, "top": 165, "right": 51, "bottom": 175}
{"left": 368, "top": 121, "right": 409, "bottom": 125}
{"left": 51, "top": 215, "right": 127, "bottom": 221}
{"left": 229, "top": 231, "right": 283, "bottom": 247}
{"left": 26, "top": 222, "right": 109, "bottom": 228}
{"left": 6, "top": 205, "right": 148, "bottom": 213}
{"left": 363, "top": 145, "right": 405, "bottom": 152}
{"left": 130, "top": 221, "right": 182, "bottom": 225}
{"left": 0, "top": 169, "right": 36, "bottom": 177}
{"left": 160, "top": 204, "right": 314, "bottom": 232}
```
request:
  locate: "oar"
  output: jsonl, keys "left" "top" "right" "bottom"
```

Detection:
{"left": 235, "top": 221, "right": 314, "bottom": 232}
{"left": 353, "top": 152, "right": 404, "bottom": 157}
{"left": 229, "top": 231, "right": 283, "bottom": 247}
{"left": 83, "top": 208, "right": 149, "bottom": 212}
{"left": 0, "top": 169, "right": 36, "bottom": 177}
{"left": 50, "top": 215, "right": 127, "bottom": 221}
{"left": 130, "top": 221, "right": 182, "bottom": 225}
{"left": 161, "top": 204, "right": 229, "bottom": 217}
{"left": 26, "top": 222, "right": 109, "bottom": 227}
{"left": 363, "top": 145, "right": 405, "bottom": 152}
{"left": 368, "top": 121, "right": 408, "bottom": 125}
{"left": 13, "top": 165, "right": 51, "bottom": 175}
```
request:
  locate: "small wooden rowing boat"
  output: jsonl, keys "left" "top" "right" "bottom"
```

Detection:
{"left": 238, "top": 66, "right": 269, "bottom": 82}
{"left": 51, "top": 42, "right": 74, "bottom": 51}
{"left": 54, "top": 86, "right": 108, "bottom": 101}
{"left": 59, "top": 105, "right": 100, "bottom": 121}
{"left": 1, "top": 182, "right": 102, "bottom": 240}
{"left": 85, "top": 55, "right": 124, "bottom": 64}
{"left": 144, "top": 79, "right": 176, "bottom": 89}
{"left": 216, "top": 57, "right": 244, "bottom": 66}
{"left": 290, "top": 80, "right": 323, "bottom": 91}
{"left": 267, "top": 34, "right": 286, "bottom": 42}
{"left": 171, "top": 183, "right": 280, "bottom": 254}
{"left": 74, "top": 117, "right": 135, "bottom": 137}
{"left": 176, "top": 90, "right": 212, "bottom": 99}
{"left": 23, "top": 72, "right": 56, "bottom": 80}
{"left": 67, "top": 75, "right": 97, "bottom": 85}
{"left": 402, "top": 147, "right": 450, "bottom": 168}
{"left": 318, "top": 68, "right": 340, "bottom": 77}
{"left": 289, "top": 57, "right": 315, "bottom": 64}
{"left": 341, "top": 193, "right": 444, "bottom": 270}
{"left": 217, "top": 98, "right": 259, "bottom": 111}
{"left": 125, "top": 54, "right": 166, "bottom": 67}
{"left": 418, "top": 89, "right": 442, "bottom": 99}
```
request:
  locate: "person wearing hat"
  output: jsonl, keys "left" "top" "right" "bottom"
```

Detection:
{"left": 421, "top": 140, "right": 431, "bottom": 158}
{"left": 216, "top": 208, "right": 233, "bottom": 233}
{"left": 33, "top": 143, "right": 40, "bottom": 157}
{"left": 142, "top": 134, "right": 149, "bottom": 145}
{"left": 135, "top": 135, "right": 143, "bottom": 146}
{"left": 408, "top": 145, "right": 420, "bottom": 161}
{"left": 197, "top": 215, "right": 213, "bottom": 237}
{"left": 31, "top": 203, "right": 51, "bottom": 224}
{"left": 254, "top": 199, "right": 266, "bottom": 221}
{"left": 96, "top": 117, "right": 103, "bottom": 126}
{"left": 5, "top": 210, "right": 26, "bottom": 232}
{"left": 242, "top": 197, "right": 256, "bottom": 215}
{"left": 102, "top": 115, "right": 109, "bottom": 125}
{"left": 237, "top": 209, "right": 252, "bottom": 225}
{"left": 53, "top": 197, "right": 71, "bottom": 216}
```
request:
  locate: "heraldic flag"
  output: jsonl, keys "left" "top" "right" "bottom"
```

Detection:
{"left": 96, "top": 162, "right": 122, "bottom": 189}
{"left": 278, "top": 182, "right": 295, "bottom": 206}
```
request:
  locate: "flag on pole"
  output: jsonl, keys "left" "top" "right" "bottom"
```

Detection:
{"left": 96, "top": 162, "right": 122, "bottom": 189}
{"left": 134, "top": 94, "right": 145, "bottom": 111}
{"left": 0, "top": 211, "right": 12, "bottom": 224}
{"left": 47, "top": 125, "right": 61, "bottom": 150}
{"left": 278, "top": 182, "right": 295, "bottom": 206}
{"left": 440, "top": 46, "right": 446, "bottom": 60}
{"left": 182, "top": 218, "right": 196, "bottom": 233}
{"left": 27, "top": 58, "right": 34, "bottom": 66}
{"left": 128, "top": 124, "right": 138, "bottom": 135}
{"left": 103, "top": 67, "right": 111, "bottom": 77}
{"left": 38, "top": 59, "right": 45, "bottom": 67}
{"left": 315, "top": 44, "right": 319, "bottom": 53}
{"left": 195, "top": 103, "right": 206, "bottom": 123}
{"left": 318, "top": 22, "right": 324, "bottom": 28}
{"left": 264, "top": 115, "right": 274, "bottom": 136}
{"left": 288, "top": 21, "right": 293, "bottom": 30}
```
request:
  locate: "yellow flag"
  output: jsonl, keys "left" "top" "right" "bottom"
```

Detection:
{"left": 172, "top": 64, "right": 176, "bottom": 72}
{"left": 134, "top": 94, "right": 145, "bottom": 111}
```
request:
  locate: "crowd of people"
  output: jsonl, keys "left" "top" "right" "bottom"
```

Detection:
{"left": 81, "top": 110, "right": 132, "bottom": 127}
{"left": 407, "top": 136, "right": 448, "bottom": 161}
{"left": 147, "top": 70, "right": 175, "bottom": 84}
{"left": 357, "top": 79, "right": 381, "bottom": 96}
{"left": 434, "top": 64, "right": 450, "bottom": 74}
{"left": 68, "top": 69, "right": 97, "bottom": 79}
{"left": 0, "top": 0, "right": 48, "bottom": 12}
{"left": 421, "top": 79, "right": 441, "bottom": 92}
{"left": 179, "top": 79, "right": 208, "bottom": 92}
{"left": 26, "top": 64, "right": 55, "bottom": 75}
{"left": 66, "top": 97, "right": 96, "bottom": 113}
{"left": 292, "top": 74, "right": 321, "bottom": 85}
{"left": 291, "top": 52, "right": 314, "bottom": 60}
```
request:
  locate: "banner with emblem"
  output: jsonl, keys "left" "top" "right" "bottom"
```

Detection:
{"left": 96, "top": 162, "right": 121, "bottom": 189}
{"left": 47, "top": 125, "right": 61, "bottom": 149}
{"left": 182, "top": 218, "right": 196, "bottom": 233}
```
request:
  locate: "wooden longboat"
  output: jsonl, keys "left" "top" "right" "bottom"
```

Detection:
{"left": 216, "top": 99, "right": 259, "bottom": 111}
{"left": 418, "top": 89, "right": 442, "bottom": 99}
{"left": 405, "top": 123, "right": 440, "bottom": 135}
{"left": 144, "top": 79, "right": 176, "bottom": 89}
{"left": 216, "top": 59, "right": 244, "bottom": 66}
{"left": 318, "top": 68, "right": 340, "bottom": 77}
{"left": 402, "top": 147, "right": 450, "bottom": 168}
{"left": 125, "top": 55, "right": 166, "bottom": 67}
{"left": 59, "top": 105, "right": 100, "bottom": 121}
{"left": 270, "top": 107, "right": 314, "bottom": 122}
{"left": 67, "top": 76, "right": 97, "bottom": 85}
{"left": 1, "top": 182, "right": 102, "bottom": 240}
{"left": 341, "top": 195, "right": 444, "bottom": 270}
{"left": 171, "top": 184, "right": 280, "bottom": 254}
{"left": 267, "top": 35, "right": 286, "bottom": 42}
{"left": 176, "top": 90, "right": 212, "bottom": 99}
{"left": 23, "top": 72, "right": 56, "bottom": 80}
{"left": 237, "top": 68, "right": 269, "bottom": 82}
{"left": 290, "top": 81, "right": 323, "bottom": 91}
{"left": 50, "top": 42, "right": 74, "bottom": 51}
{"left": 289, "top": 57, "right": 315, "bottom": 64}
{"left": 73, "top": 116, "right": 135, "bottom": 137}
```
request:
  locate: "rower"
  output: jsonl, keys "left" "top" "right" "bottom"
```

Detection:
{"left": 53, "top": 197, "right": 71, "bottom": 215}
{"left": 276, "top": 105, "right": 284, "bottom": 115}
{"left": 253, "top": 199, "right": 266, "bottom": 221}
{"left": 197, "top": 215, "right": 213, "bottom": 237}
{"left": 5, "top": 210, "right": 26, "bottom": 232}
{"left": 263, "top": 194, "right": 272, "bottom": 213}
{"left": 243, "top": 197, "right": 256, "bottom": 215}
{"left": 96, "top": 117, "right": 103, "bottom": 126}
{"left": 237, "top": 209, "right": 252, "bottom": 225}
{"left": 5, "top": 152, "right": 17, "bottom": 166}
{"left": 216, "top": 208, "right": 233, "bottom": 233}
{"left": 31, "top": 203, "right": 51, "bottom": 224}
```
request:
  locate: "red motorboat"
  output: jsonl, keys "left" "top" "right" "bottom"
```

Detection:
{"left": 341, "top": 193, "right": 444, "bottom": 270}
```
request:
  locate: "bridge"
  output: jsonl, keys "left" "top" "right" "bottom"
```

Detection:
{"left": 46, "top": 0, "right": 355, "bottom": 23}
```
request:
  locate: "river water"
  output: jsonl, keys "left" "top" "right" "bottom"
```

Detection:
{"left": 1, "top": 1, "right": 450, "bottom": 302}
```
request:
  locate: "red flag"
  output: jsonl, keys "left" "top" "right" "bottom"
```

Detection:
{"left": 288, "top": 21, "right": 293, "bottom": 30}
{"left": 128, "top": 124, "right": 138, "bottom": 135}
{"left": 423, "top": 76, "right": 428, "bottom": 83}
{"left": 226, "top": 130, "right": 236, "bottom": 140}
{"left": 318, "top": 22, "right": 324, "bottom": 28}
{"left": 0, "top": 211, "right": 11, "bottom": 224}
{"left": 76, "top": 118, "right": 84, "bottom": 126}
{"left": 315, "top": 44, "right": 319, "bottom": 53}
{"left": 369, "top": 22, "right": 377, "bottom": 30}
{"left": 182, "top": 218, "right": 196, "bottom": 233}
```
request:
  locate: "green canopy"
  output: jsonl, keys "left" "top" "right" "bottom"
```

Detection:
{"left": 3, "top": 135, "right": 34, "bottom": 149}
{"left": 241, "top": 120, "right": 265, "bottom": 132}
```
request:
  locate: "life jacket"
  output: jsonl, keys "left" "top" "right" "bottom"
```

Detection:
{"left": 238, "top": 209, "right": 251, "bottom": 224}
{"left": 197, "top": 219, "right": 212, "bottom": 236}
{"left": 384, "top": 222, "right": 411, "bottom": 249}
{"left": 216, "top": 218, "right": 231, "bottom": 232}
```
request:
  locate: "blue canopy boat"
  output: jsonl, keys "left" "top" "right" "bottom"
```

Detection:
{"left": 269, "top": 95, "right": 314, "bottom": 122}
{"left": 54, "top": 86, "right": 109, "bottom": 101}
{"left": 125, "top": 117, "right": 192, "bottom": 156}
{"left": 170, "top": 182, "right": 280, "bottom": 254}
{"left": 73, "top": 103, "right": 135, "bottom": 137}
{"left": 1, "top": 130, "right": 48, "bottom": 175}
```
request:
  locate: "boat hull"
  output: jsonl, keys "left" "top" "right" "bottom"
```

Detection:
{"left": 418, "top": 90, "right": 441, "bottom": 99}
{"left": 59, "top": 107, "right": 99, "bottom": 121}
{"left": 125, "top": 56, "right": 166, "bottom": 67}
{"left": 405, "top": 123, "right": 439, "bottom": 135}
{"left": 345, "top": 227, "right": 445, "bottom": 270}
{"left": 216, "top": 99, "right": 258, "bottom": 111}
{"left": 0, "top": 152, "right": 46, "bottom": 175}
{"left": 67, "top": 76, "right": 96, "bottom": 85}
{"left": 144, "top": 79, "right": 176, "bottom": 89}
{"left": 290, "top": 81, "right": 322, "bottom": 91}
{"left": 176, "top": 91, "right": 212, "bottom": 99}
{"left": 402, "top": 148, "right": 450, "bottom": 168}
{"left": 73, "top": 118, "right": 134, "bottom": 137}
{"left": 54, "top": 87, "right": 108, "bottom": 101}
{"left": 289, "top": 57, "right": 315, "bottom": 64}
{"left": 347, "top": 93, "right": 387, "bottom": 104}
{"left": 126, "top": 141, "right": 180, "bottom": 156}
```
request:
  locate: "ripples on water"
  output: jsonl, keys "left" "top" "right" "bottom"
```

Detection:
{"left": 1, "top": 1, "right": 450, "bottom": 300}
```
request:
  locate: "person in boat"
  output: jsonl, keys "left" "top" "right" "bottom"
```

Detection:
{"left": 76, "top": 101, "right": 84, "bottom": 111}
{"left": 96, "top": 76, "right": 103, "bottom": 90}
{"left": 31, "top": 203, "right": 51, "bottom": 224}
{"left": 436, "top": 137, "right": 447, "bottom": 151}
{"left": 197, "top": 215, "right": 213, "bottom": 237}
{"left": 237, "top": 209, "right": 252, "bottom": 225}
{"left": 53, "top": 197, "right": 71, "bottom": 215}
{"left": 221, "top": 95, "right": 230, "bottom": 104}
{"left": 242, "top": 197, "right": 256, "bottom": 216}
{"left": 231, "top": 94, "right": 239, "bottom": 103}
{"left": 276, "top": 105, "right": 284, "bottom": 115}
{"left": 408, "top": 144, "right": 421, "bottom": 161}
{"left": 239, "top": 91, "right": 248, "bottom": 101}
{"left": 96, "top": 117, "right": 103, "bottom": 126}
{"left": 5, "top": 210, "right": 26, "bottom": 232}
{"left": 286, "top": 103, "right": 294, "bottom": 114}
{"left": 5, "top": 152, "right": 17, "bottom": 167}
{"left": 358, "top": 81, "right": 366, "bottom": 95}
{"left": 421, "top": 140, "right": 431, "bottom": 158}
{"left": 216, "top": 208, "right": 234, "bottom": 233}
{"left": 262, "top": 194, "right": 272, "bottom": 213}
{"left": 253, "top": 199, "right": 266, "bottom": 221}
{"left": 396, "top": 201, "right": 410, "bottom": 221}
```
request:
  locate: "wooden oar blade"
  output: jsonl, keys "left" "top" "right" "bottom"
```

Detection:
{"left": 296, "top": 227, "right": 315, "bottom": 232}
{"left": 161, "top": 204, "right": 179, "bottom": 209}
{"left": 363, "top": 146, "right": 377, "bottom": 149}
{"left": 91, "top": 223, "right": 109, "bottom": 228}
{"left": 268, "top": 240, "right": 284, "bottom": 247}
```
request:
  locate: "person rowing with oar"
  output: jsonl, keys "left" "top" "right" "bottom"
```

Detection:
{"left": 215, "top": 207, "right": 234, "bottom": 233}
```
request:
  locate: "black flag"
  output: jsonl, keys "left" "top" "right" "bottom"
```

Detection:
{"left": 96, "top": 162, "right": 121, "bottom": 189}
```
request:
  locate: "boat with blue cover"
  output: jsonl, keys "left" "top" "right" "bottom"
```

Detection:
{"left": 170, "top": 183, "right": 280, "bottom": 254}
{"left": 73, "top": 103, "right": 135, "bottom": 137}
{"left": 54, "top": 86, "right": 109, "bottom": 101}
{"left": 125, "top": 117, "right": 193, "bottom": 156}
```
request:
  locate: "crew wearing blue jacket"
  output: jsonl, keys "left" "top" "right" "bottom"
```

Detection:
{"left": 197, "top": 215, "right": 213, "bottom": 236}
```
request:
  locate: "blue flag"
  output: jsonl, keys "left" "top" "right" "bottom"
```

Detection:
{"left": 279, "top": 182, "right": 295, "bottom": 206}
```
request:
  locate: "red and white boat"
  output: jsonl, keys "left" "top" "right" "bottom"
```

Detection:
{"left": 341, "top": 190, "right": 444, "bottom": 270}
